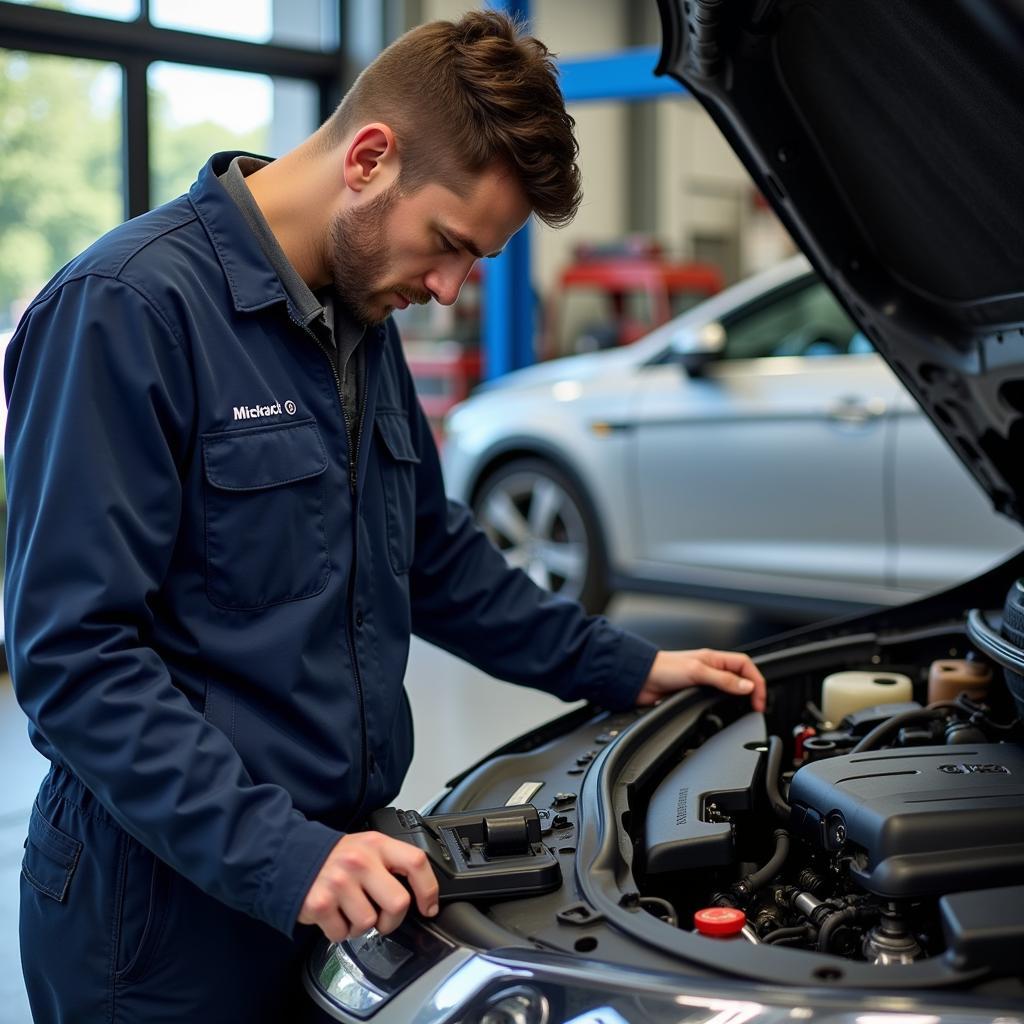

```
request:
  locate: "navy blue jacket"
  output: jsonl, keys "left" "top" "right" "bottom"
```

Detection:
{"left": 4, "top": 152, "right": 658, "bottom": 938}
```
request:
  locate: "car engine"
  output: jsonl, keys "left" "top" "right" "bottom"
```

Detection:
{"left": 637, "top": 667, "right": 1024, "bottom": 965}
{"left": 424, "top": 578, "right": 1024, "bottom": 994}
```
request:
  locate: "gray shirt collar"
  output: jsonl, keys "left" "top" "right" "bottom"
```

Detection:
{"left": 218, "top": 155, "right": 324, "bottom": 329}
{"left": 218, "top": 156, "right": 367, "bottom": 374}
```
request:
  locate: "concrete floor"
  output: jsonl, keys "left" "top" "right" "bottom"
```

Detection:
{"left": 0, "top": 595, "right": 784, "bottom": 1023}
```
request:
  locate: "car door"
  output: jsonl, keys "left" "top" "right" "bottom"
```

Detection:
{"left": 626, "top": 275, "right": 900, "bottom": 605}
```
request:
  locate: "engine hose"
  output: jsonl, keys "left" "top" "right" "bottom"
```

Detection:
{"left": 711, "top": 891, "right": 739, "bottom": 908}
{"left": 638, "top": 896, "right": 678, "bottom": 928}
{"left": 849, "top": 703, "right": 957, "bottom": 754}
{"left": 796, "top": 868, "right": 829, "bottom": 897}
{"left": 761, "top": 924, "right": 813, "bottom": 945}
{"left": 817, "top": 906, "right": 859, "bottom": 953}
{"left": 765, "top": 736, "right": 791, "bottom": 820}
{"left": 737, "top": 829, "right": 790, "bottom": 898}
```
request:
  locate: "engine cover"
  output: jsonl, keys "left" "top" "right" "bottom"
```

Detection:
{"left": 644, "top": 712, "right": 766, "bottom": 874}
{"left": 789, "top": 742, "right": 1024, "bottom": 898}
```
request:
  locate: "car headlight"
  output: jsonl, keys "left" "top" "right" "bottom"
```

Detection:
{"left": 304, "top": 925, "right": 454, "bottom": 1019}
{"left": 313, "top": 939, "right": 387, "bottom": 1014}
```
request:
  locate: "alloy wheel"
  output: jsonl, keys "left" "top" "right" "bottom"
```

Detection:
{"left": 476, "top": 467, "right": 590, "bottom": 601}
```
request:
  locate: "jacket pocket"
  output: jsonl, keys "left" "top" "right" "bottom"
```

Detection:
{"left": 21, "top": 802, "right": 82, "bottom": 903}
{"left": 202, "top": 419, "right": 331, "bottom": 610}
{"left": 375, "top": 412, "right": 420, "bottom": 575}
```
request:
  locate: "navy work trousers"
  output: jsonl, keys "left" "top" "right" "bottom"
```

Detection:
{"left": 20, "top": 764, "right": 327, "bottom": 1023}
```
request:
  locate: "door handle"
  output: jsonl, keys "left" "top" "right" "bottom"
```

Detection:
{"left": 827, "top": 396, "right": 887, "bottom": 424}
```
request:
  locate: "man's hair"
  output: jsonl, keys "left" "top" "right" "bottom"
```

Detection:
{"left": 319, "top": 10, "right": 581, "bottom": 228}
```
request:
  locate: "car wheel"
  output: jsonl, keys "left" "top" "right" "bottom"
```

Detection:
{"left": 472, "top": 457, "right": 610, "bottom": 614}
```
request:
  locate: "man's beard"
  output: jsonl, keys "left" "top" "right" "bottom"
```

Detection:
{"left": 328, "top": 184, "right": 428, "bottom": 325}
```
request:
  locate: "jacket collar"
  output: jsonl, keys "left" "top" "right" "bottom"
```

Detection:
{"left": 188, "top": 151, "right": 290, "bottom": 315}
{"left": 189, "top": 152, "right": 389, "bottom": 363}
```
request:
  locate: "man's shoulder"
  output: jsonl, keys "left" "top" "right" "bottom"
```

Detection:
{"left": 32, "top": 196, "right": 207, "bottom": 312}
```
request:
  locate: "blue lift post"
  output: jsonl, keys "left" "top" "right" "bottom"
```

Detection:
{"left": 481, "top": 5, "right": 687, "bottom": 380}
{"left": 482, "top": 0, "right": 533, "bottom": 380}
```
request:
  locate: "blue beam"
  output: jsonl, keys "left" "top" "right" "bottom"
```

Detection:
{"left": 559, "top": 46, "right": 687, "bottom": 103}
{"left": 482, "top": 233, "right": 532, "bottom": 379}
{"left": 483, "top": 0, "right": 533, "bottom": 379}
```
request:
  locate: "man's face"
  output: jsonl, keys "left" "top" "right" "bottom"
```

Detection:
{"left": 328, "top": 163, "right": 531, "bottom": 326}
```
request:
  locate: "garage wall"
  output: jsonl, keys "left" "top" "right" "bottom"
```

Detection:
{"left": 533, "top": 0, "right": 628, "bottom": 290}
{"left": 653, "top": 98, "right": 796, "bottom": 281}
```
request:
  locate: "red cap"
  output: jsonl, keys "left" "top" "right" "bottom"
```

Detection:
{"left": 694, "top": 907, "right": 747, "bottom": 936}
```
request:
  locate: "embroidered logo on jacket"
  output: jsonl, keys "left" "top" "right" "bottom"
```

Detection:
{"left": 232, "top": 400, "right": 296, "bottom": 421}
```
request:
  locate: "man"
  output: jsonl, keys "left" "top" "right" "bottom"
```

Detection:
{"left": 5, "top": 10, "right": 765, "bottom": 1023}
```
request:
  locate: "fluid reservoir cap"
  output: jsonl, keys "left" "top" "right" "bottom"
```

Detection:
{"left": 694, "top": 907, "right": 746, "bottom": 936}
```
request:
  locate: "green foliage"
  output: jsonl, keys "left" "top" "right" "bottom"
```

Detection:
{"left": 149, "top": 94, "right": 264, "bottom": 207}
{"left": 0, "top": 49, "right": 267, "bottom": 328}
{"left": 0, "top": 46, "right": 271, "bottom": 583}
{"left": 0, "top": 51, "right": 121, "bottom": 328}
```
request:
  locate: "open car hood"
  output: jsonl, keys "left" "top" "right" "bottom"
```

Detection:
{"left": 656, "top": 0, "right": 1024, "bottom": 524}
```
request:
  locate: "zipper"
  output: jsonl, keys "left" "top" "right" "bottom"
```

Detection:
{"left": 351, "top": 362, "right": 370, "bottom": 497}
{"left": 289, "top": 312, "right": 370, "bottom": 813}
{"left": 312, "top": 326, "right": 358, "bottom": 494}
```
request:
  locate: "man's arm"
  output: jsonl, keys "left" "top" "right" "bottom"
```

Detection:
{"left": 392, "top": 327, "right": 765, "bottom": 711}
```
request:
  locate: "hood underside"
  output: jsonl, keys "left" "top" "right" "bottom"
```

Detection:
{"left": 656, "top": 0, "right": 1024, "bottom": 524}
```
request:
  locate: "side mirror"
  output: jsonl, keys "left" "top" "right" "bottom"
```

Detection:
{"left": 669, "top": 321, "right": 726, "bottom": 376}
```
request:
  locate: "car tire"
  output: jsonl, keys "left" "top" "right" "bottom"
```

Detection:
{"left": 472, "top": 457, "right": 611, "bottom": 614}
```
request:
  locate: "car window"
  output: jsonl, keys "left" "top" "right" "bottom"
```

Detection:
{"left": 721, "top": 277, "right": 866, "bottom": 360}
{"left": 557, "top": 286, "right": 612, "bottom": 354}
{"left": 669, "top": 289, "right": 711, "bottom": 318}
{"left": 625, "top": 289, "right": 655, "bottom": 326}
{"left": 558, "top": 285, "right": 651, "bottom": 354}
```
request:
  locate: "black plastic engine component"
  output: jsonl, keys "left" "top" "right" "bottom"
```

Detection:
{"left": 368, "top": 805, "right": 561, "bottom": 902}
{"left": 644, "top": 712, "right": 766, "bottom": 874}
{"left": 840, "top": 702, "right": 922, "bottom": 736}
{"left": 940, "top": 884, "right": 1024, "bottom": 975}
{"left": 1001, "top": 579, "right": 1024, "bottom": 719}
{"left": 789, "top": 742, "right": 1024, "bottom": 898}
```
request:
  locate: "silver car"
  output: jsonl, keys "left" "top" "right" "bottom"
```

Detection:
{"left": 442, "top": 256, "right": 1022, "bottom": 616}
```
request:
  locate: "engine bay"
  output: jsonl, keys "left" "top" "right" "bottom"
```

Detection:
{"left": 428, "top": 573, "right": 1024, "bottom": 998}
{"left": 595, "top": 592, "right": 1024, "bottom": 995}
{"left": 637, "top": 687, "right": 1024, "bottom": 967}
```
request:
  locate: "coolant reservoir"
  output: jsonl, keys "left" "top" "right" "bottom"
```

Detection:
{"left": 821, "top": 671, "right": 913, "bottom": 724}
{"left": 927, "top": 659, "right": 991, "bottom": 703}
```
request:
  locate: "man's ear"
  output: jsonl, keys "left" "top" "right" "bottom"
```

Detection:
{"left": 343, "top": 123, "right": 398, "bottom": 193}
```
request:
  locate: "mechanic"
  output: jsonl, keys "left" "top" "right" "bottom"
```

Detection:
{"left": 5, "top": 11, "right": 766, "bottom": 1024}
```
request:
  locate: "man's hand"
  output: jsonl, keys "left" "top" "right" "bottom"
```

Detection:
{"left": 299, "top": 831, "right": 440, "bottom": 942}
{"left": 637, "top": 648, "right": 767, "bottom": 712}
